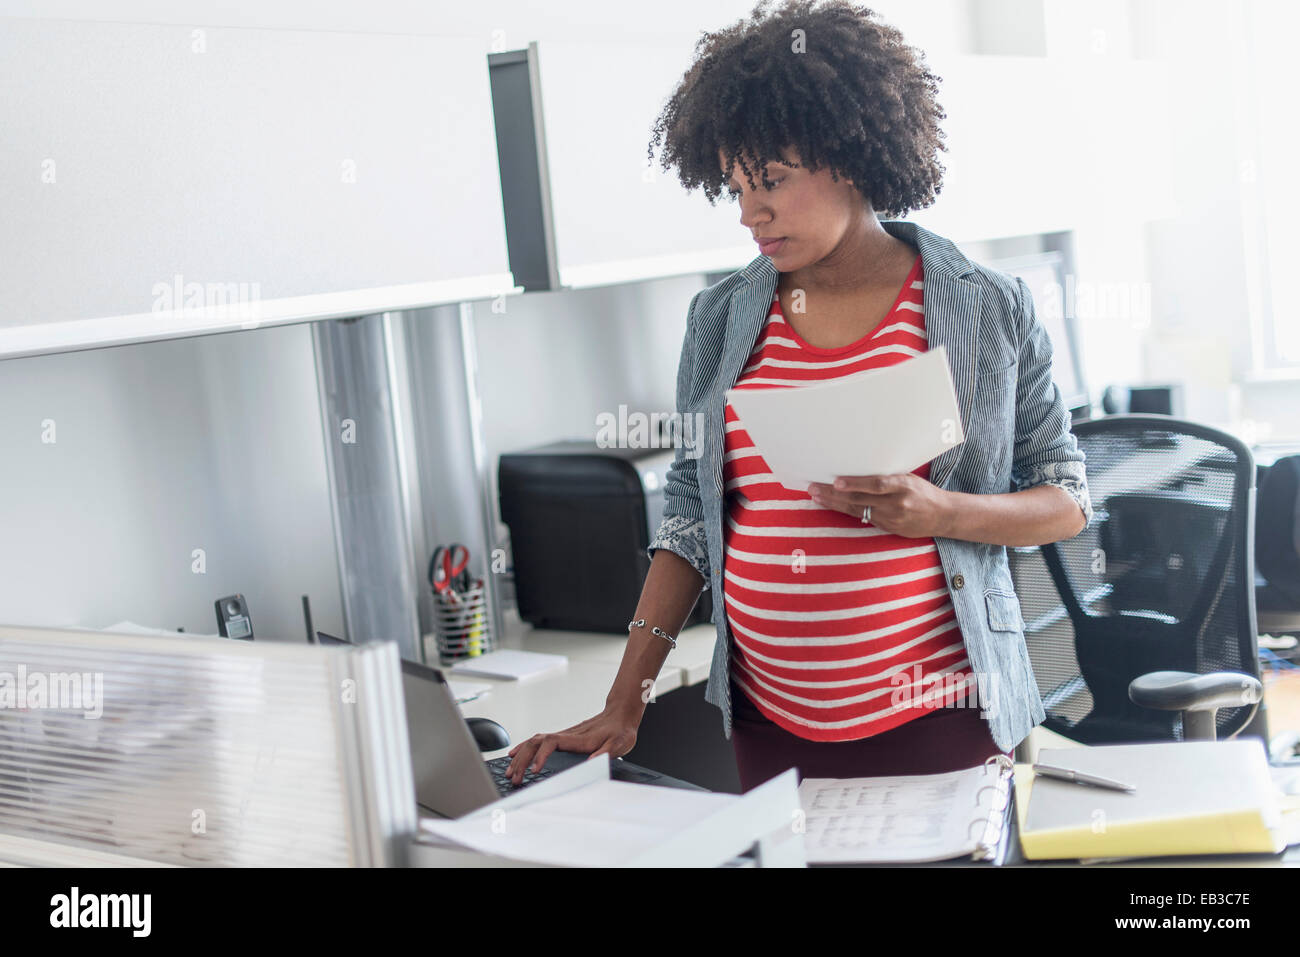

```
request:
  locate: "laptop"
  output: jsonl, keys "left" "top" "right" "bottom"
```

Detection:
{"left": 316, "top": 633, "right": 699, "bottom": 817}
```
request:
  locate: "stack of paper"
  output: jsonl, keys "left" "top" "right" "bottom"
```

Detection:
{"left": 420, "top": 756, "right": 803, "bottom": 867}
{"left": 423, "top": 779, "right": 733, "bottom": 866}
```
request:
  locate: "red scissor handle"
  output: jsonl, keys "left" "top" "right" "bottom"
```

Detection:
{"left": 429, "top": 544, "right": 470, "bottom": 594}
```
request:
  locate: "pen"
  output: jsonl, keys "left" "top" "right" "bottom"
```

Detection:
{"left": 1032, "top": 763, "right": 1137, "bottom": 793}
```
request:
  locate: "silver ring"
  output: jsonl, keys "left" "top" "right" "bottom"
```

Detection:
{"left": 862, "top": 505, "right": 871, "bottom": 524}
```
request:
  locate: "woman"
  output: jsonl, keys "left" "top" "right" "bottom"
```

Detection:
{"left": 506, "top": 0, "right": 1093, "bottom": 792}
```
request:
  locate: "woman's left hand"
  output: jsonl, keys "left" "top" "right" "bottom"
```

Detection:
{"left": 807, "top": 474, "right": 954, "bottom": 539}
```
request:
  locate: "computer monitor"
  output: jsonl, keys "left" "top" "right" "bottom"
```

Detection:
{"left": 990, "top": 251, "right": 1089, "bottom": 412}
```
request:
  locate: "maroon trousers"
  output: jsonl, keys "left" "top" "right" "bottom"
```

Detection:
{"left": 729, "top": 679, "right": 1013, "bottom": 793}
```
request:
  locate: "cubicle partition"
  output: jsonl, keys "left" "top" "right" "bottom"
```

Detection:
{"left": 0, "top": 17, "right": 513, "bottom": 358}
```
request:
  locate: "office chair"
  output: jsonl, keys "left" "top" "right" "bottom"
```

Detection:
{"left": 1255, "top": 454, "right": 1300, "bottom": 637}
{"left": 1012, "top": 415, "right": 1263, "bottom": 744}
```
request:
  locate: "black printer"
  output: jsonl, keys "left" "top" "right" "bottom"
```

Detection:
{"left": 498, "top": 440, "right": 713, "bottom": 633}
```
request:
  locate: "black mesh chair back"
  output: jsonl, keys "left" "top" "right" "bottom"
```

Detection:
{"left": 1256, "top": 453, "right": 1300, "bottom": 608}
{"left": 1014, "top": 415, "right": 1260, "bottom": 744}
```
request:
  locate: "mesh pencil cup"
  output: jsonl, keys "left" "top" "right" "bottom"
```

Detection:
{"left": 431, "top": 580, "right": 494, "bottom": 665}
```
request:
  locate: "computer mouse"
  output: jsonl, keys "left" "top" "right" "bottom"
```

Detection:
{"left": 465, "top": 716, "right": 511, "bottom": 752}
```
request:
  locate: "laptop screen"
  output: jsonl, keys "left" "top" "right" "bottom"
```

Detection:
{"left": 312, "top": 637, "right": 510, "bottom": 816}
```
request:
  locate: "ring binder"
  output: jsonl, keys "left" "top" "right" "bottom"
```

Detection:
{"left": 796, "top": 753, "right": 1020, "bottom": 864}
{"left": 969, "top": 754, "right": 1015, "bottom": 862}
{"left": 974, "top": 783, "right": 1010, "bottom": 813}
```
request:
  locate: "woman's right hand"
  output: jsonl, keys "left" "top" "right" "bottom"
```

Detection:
{"left": 503, "top": 702, "right": 642, "bottom": 786}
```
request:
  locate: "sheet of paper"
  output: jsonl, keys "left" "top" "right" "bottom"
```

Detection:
{"left": 725, "top": 344, "right": 964, "bottom": 492}
{"left": 419, "top": 778, "right": 736, "bottom": 866}
{"left": 448, "top": 648, "right": 566, "bottom": 681}
{"left": 797, "top": 766, "right": 987, "bottom": 863}
{"left": 446, "top": 679, "right": 492, "bottom": 703}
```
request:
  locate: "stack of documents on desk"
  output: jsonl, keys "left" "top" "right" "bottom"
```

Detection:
{"left": 420, "top": 755, "right": 802, "bottom": 867}
{"left": 1014, "top": 740, "right": 1289, "bottom": 861}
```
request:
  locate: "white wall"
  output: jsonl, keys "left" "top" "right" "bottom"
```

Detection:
{"left": 0, "top": 324, "right": 344, "bottom": 640}
{"left": 470, "top": 272, "right": 707, "bottom": 548}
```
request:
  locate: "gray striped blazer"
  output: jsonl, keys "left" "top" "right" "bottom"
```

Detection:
{"left": 646, "top": 218, "right": 1092, "bottom": 754}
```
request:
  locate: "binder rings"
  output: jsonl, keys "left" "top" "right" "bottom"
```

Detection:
{"left": 797, "top": 754, "right": 1015, "bottom": 864}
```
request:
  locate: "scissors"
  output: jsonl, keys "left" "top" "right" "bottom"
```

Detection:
{"left": 429, "top": 543, "right": 471, "bottom": 602}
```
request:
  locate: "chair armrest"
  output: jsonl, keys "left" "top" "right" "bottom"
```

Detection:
{"left": 1129, "top": 670, "right": 1262, "bottom": 712}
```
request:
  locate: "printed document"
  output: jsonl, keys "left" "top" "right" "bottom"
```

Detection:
{"left": 725, "top": 344, "right": 964, "bottom": 492}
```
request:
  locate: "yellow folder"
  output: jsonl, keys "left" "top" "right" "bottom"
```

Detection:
{"left": 1013, "top": 739, "right": 1288, "bottom": 861}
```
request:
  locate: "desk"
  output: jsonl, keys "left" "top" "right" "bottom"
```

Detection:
{"left": 433, "top": 607, "right": 1300, "bottom": 867}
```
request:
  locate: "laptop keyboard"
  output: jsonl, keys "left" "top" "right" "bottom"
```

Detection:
{"left": 485, "top": 755, "right": 559, "bottom": 794}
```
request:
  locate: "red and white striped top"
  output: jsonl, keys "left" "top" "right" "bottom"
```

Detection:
{"left": 723, "top": 253, "right": 975, "bottom": 742}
